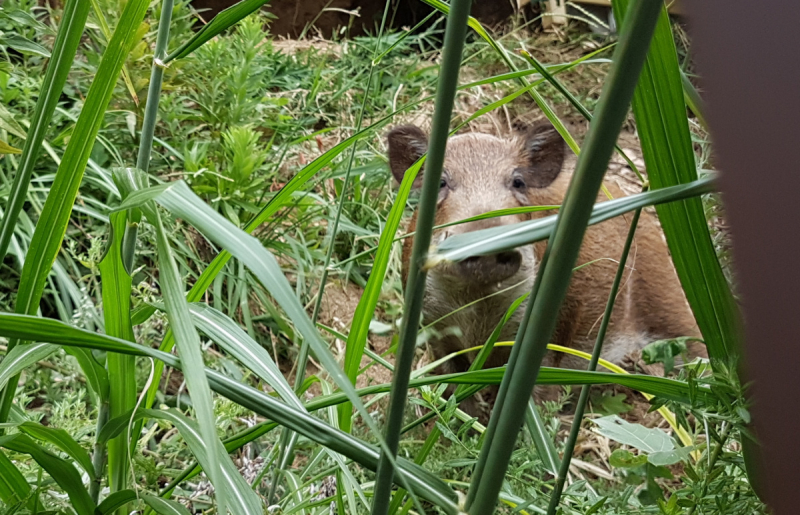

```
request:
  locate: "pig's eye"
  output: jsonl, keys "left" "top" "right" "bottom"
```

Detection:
{"left": 512, "top": 177, "right": 526, "bottom": 189}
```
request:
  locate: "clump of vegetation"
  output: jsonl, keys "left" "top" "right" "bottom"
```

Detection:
{"left": 0, "top": 0, "right": 764, "bottom": 514}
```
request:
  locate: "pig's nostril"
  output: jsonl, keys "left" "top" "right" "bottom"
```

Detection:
{"left": 496, "top": 252, "right": 519, "bottom": 266}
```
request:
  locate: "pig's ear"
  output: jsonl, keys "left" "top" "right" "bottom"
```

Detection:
{"left": 387, "top": 125, "right": 428, "bottom": 186}
{"left": 519, "top": 121, "right": 566, "bottom": 188}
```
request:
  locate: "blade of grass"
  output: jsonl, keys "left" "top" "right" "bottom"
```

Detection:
{"left": 165, "top": 0, "right": 273, "bottom": 62}
{"left": 466, "top": 2, "right": 663, "bottom": 511}
{"left": 0, "top": 0, "right": 91, "bottom": 262}
{"left": 0, "top": 433, "right": 95, "bottom": 515}
{"left": 96, "top": 490, "right": 138, "bottom": 515}
{"left": 0, "top": 313, "right": 460, "bottom": 512}
{"left": 150, "top": 206, "right": 230, "bottom": 514}
{"left": 430, "top": 176, "right": 714, "bottom": 264}
{"left": 0, "top": 451, "right": 32, "bottom": 506}
{"left": 88, "top": 0, "right": 139, "bottom": 105}
{"left": 370, "top": 2, "right": 471, "bottom": 514}
{"left": 116, "top": 176, "right": 430, "bottom": 508}
{"left": 610, "top": 0, "right": 742, "bottom": 365}
{"left": 99, "top": 210, "right": 137, "bottom": 497}
{"left": 142, "top": 494, "right": 192, "bottom": 515}
{"left": 680, "top": 68, "right": 707, "bottom": 130}
{"left": 0, "top": 0, "right": 150, "bottom": 425}
{"left": 547, "top": 203, "right": 643, "bottom": 514}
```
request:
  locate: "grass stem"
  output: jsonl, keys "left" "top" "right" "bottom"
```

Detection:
{"left": 466, "top": 2, "right": 663, "bottom": 512}
{"left": 546, "top": 205, "right": 643, "bottom": 515}
{"left": 370, "top": 1, "right": 472, "bottom": 513}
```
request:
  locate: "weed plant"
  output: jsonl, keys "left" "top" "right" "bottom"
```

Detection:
{"left": 0, "top": 0, "right": 765, "bottom": 514}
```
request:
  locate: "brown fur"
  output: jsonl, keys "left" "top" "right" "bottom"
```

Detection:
{"left": 388, "top": 122, "right": 704, "bottom": 418}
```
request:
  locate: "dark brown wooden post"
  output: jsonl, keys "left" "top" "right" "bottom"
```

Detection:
{"left": 687, "top": 2, "right": 800, "bottom": 512}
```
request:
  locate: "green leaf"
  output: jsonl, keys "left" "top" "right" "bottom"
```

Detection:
{"left": 142, "top": 494, "right": 192, "bottom": 515}
{"left": 0, "top": 313, "right": 458, "bottom": 511}
{"left": 525, "top": 401, "right": 560, "bottom": 475}
{"left": 611, "top": 0, "right": 742, "bottom": 364}
{"left": 0, "top": 451, "right": 30, "bottom": 506}
{"left": 430, "top": 177, "right": 715, "bottom": 264}
{"left": 96, "top": 490, "right": 139, "bottom": 514}
{"left": 609, "top": 448, "right": 648, "bottom": 468}
{"left": 0, "top": 139, "right": 21, "bottom": 154}
{"left": 0, "top": 103, "right": 27, "bottom": 139}
{"left": 593, "top": 415, "right": 674, "bottom": 453}
{"left": 0, "top": 34, "right": 51, "bottom": 57}
{"left": 0, "top": 342, "right": 58, "bottom": 392}
{"left": 18, "top": 421, "right": 94, "bottom": 480}
{"left": 99, "top": 209, "right": 137, "bottom": 493}
{"left": 0, "top": 433, "right": 95, "bottom": 515}
{"left": 150, "top": 207, "right": 229, "bottom": 512}
{"left": 0, "top": 0, "right": 91, "bottom": 261}
{"left": 165, "top": 0, "right": 273, "bottom": 62}
{"left": 185, "top": 303, "right": 305, "bottom": 410}
{"left": 0, "top": 0, "right": 149, "bottom": 423}
{"left": 594, "top": 415, "right": 692, "bottom": 466}
{"left": 340, "top": 157, "right": 423, "bottom": 432}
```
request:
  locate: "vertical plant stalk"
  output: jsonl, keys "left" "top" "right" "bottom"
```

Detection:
{"left": 90, "top": 397, "right": 110, "bottom": 503}
{"left": 124, "top": 0, "right": 175, "bottom": 440}
{"left": 268, "top": 3, "right": 392, "bottom": 505}
{"left": 330, "top": 0, "right": 392, "bottom": 435}
{"left": 0, "top": 0, "right": 150, "bottom": 426}
{"left": 102, "top": 2, "right": 174, "bottom": 505}
{"left": 546, "top": 205, "right": 643, "bottom": 515}
{"left": 0, "top": 0, "right": 91, "bottom": 262}
{"left": 370, "top": 1, "right": 472, "bottom": 514}
{"left": 136, "top": 0, "right": 174, "bottom": 174}
{"left": 465, "top": 2, "right": 663, "bottom": 513}
{"left": 100, "top": 210, "right": 137, "bottom": 499}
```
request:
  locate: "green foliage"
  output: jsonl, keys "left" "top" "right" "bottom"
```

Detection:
{"left": 0, "top": 0, "right": 764, "bottom": 514}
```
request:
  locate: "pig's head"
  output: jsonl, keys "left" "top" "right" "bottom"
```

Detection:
{"left": 388, "top": 122, "right": 567, "bottom": 294}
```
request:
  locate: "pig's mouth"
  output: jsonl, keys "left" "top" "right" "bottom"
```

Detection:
{"left": 453, "top": 250, "right": 523, "bottom": 285}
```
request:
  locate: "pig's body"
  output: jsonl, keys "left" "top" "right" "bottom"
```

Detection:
{"left": 388, "top": 124, "right": 702, "bottom": 416}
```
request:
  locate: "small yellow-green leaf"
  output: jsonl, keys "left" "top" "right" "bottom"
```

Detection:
{"left": 0, "top": 139, "right": 21, "bottom": 154}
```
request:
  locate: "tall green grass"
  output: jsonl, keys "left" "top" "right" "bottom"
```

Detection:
{"left": 0, "top": 0, "right": 755, "bottom": 513}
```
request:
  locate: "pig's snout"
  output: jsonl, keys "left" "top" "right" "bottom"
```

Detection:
{"left": 458, "top": 250, "right": 522, "bottom": 284}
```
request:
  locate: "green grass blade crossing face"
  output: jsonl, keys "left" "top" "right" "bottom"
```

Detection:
{"left": 371, "top": 1, "right": 472, "bottom": 513}
{"left": 0, "top": 0, "right": 91, "bottom": 262}
{"left": 610, "top": 0, "right": 742, "bottom": 365}
{"left": 0, "top": 0, "right": 150, "bottom": 424}
{"left": 465, "top": 2, "right": 664, "bottom": 512}
{"left": 430, "top": 177, "right": 714, "bottom": 264}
